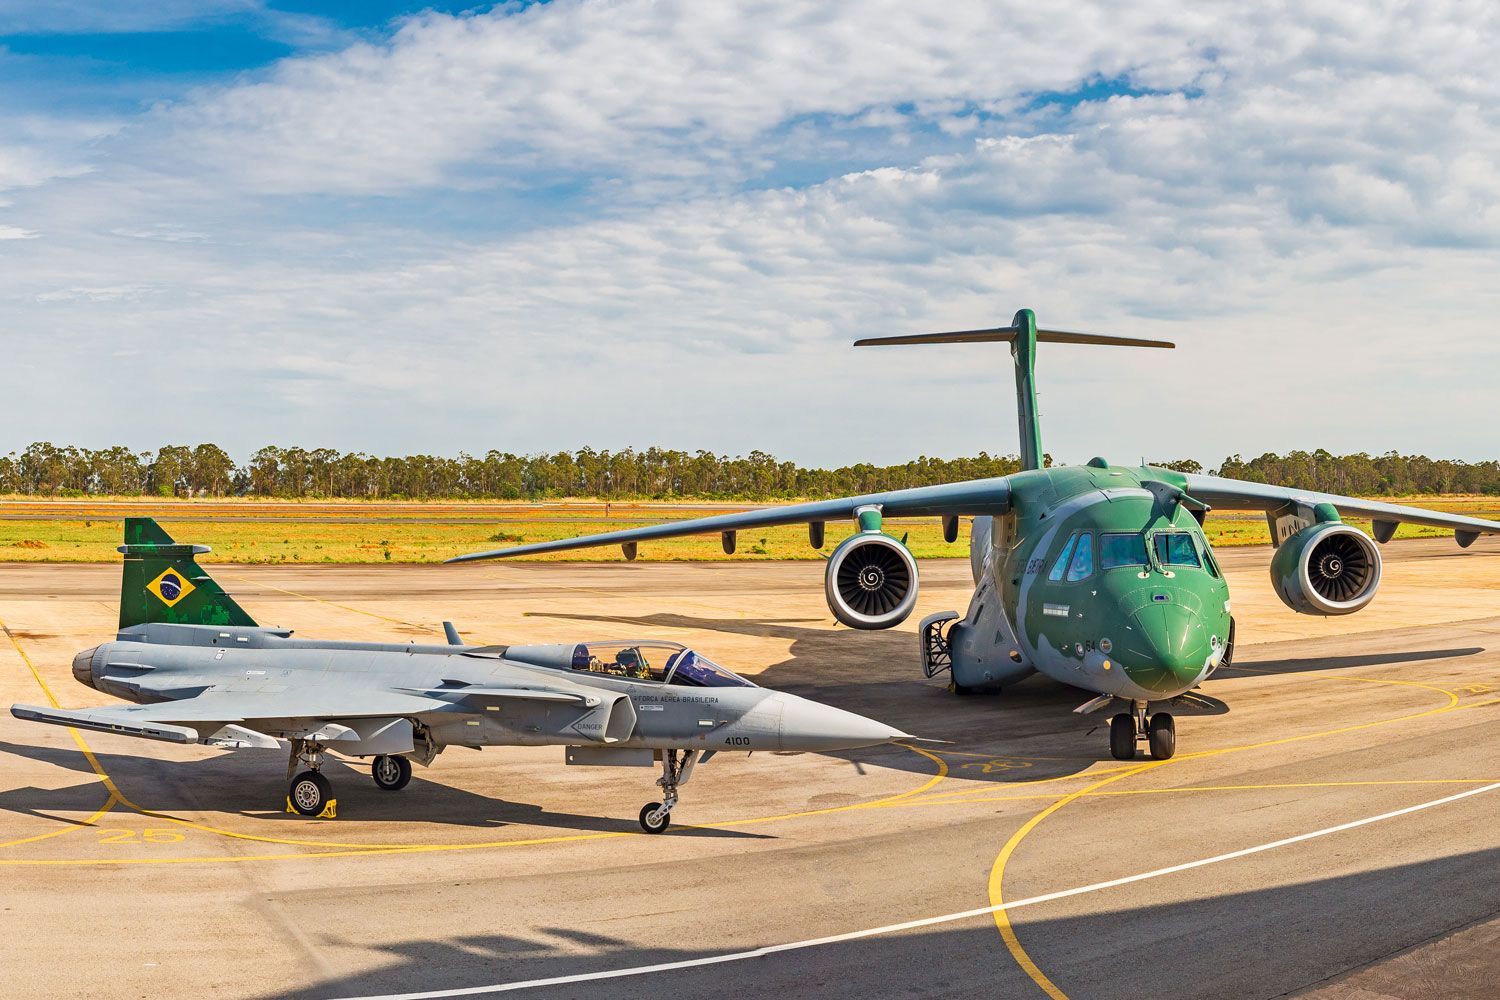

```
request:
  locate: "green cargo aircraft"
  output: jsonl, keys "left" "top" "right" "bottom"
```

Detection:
{"left": 450, "top": 310, "right": 1500, "bottom": 761}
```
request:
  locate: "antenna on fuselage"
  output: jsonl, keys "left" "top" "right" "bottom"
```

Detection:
{"left": 854, "top": 309, "right": 1175, "bottom": 472}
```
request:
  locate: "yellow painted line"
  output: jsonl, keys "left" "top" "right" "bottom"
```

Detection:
{"left": 0, "top": 618, "right": 124, "bottom": 849}
{"left": 0, "top": 794, "right": 120, "bottom": 850}
{"left": 986, "top": 671, "right": 1472, "bottom": 998}
{"left": 989, "top": 758, "right": 1167, "bottom": 998}
{"left": 0, "top": 746, "right": 948, "bottom": 867}
{"left": 922, "top": 746, "right": 1104, "bottom": 763}
{"left": 89, "top": 741, "right": 948, "bottom": 855}
{"left": 915, "top": 761, "right": 1143, "bottom": 800}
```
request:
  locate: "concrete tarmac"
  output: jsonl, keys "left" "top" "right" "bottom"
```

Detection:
{"left": 1, "top": 538, "right": 1498, "bottom": 999}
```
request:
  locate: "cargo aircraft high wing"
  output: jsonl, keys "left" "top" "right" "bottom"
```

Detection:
{"left": 450, "top": 309, "right": 1500, "bottom": 761}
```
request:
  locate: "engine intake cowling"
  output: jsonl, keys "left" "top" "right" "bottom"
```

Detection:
{"left": 825, "top": 533, "right": 920, "bottom": 630}
{"left": 1270, "top": 522, "right": 1381, "bottom": 616}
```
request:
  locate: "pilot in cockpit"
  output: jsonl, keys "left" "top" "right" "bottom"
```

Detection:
{"left": 616, "top": 646, "right": 651, "bottom": 679}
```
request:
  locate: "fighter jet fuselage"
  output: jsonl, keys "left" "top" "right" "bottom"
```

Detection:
{"left": 68, "top": 623, "right": 887, "bottom": 756}
{"left": 13, "top": 518, "right": 904, "bottom": 832}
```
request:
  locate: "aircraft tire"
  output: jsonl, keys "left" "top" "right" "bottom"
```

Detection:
{"left": 949, "top": 679, "right": 976, "bottom": 696}
{"left": 1148, "top": 713, "right": 1176, "bottom": 760}
{"left": 372, "top": 754, "right": 412, "bottom": 791}
{"left": 1108, "top": 714, "right": 1135, "bottom": 760}
{"left": 289, "top": 771, "right": 332, "bottom": 816}
{"left": 639, "top": 802, "right": 671, "bottom": 834}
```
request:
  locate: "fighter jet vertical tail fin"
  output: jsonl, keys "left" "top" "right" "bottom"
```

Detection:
{"left": 118, "top": 517, "right": 258, "bottom": 630}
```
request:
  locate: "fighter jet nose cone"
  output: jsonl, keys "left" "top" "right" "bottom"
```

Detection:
{"left": 71, "top": 646, "right": 99, "bottom": 690}
{"left": 776, "top": 695, "right": 906, "bottom": 751}
{"left": 1122, "top": 603, "right": 1209, "bottom": 694}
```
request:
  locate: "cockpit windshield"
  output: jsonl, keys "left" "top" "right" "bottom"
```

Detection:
{"left": 1099, "top": 532, "right": 1149, "bottom": 569}
{"left": 567, "top": 641, "right": 755, "bottom": 688}
{"left": 1153, "top": 532, "right": 1202, "bottom": 568}
{"left": 666, "top": 649, "right": 755, "bottom": 687}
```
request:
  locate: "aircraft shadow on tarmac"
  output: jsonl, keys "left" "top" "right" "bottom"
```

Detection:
{"left": 255, "top": 844, "right": 1500, "bottom": 1000}
{"left": 526, "top": 612, "right": 1487, "bottom": 785}
{"left": 0, "top": 740, "right": 764, "bottom": 839}
{"left": 1226, "top": 646, "right": 1483, "bottom": 676}
{"left": 526, "top": 610, "right": 1153, "bottom": 786}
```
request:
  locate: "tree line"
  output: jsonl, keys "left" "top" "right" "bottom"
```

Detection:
{"left": 0, "top": 442, "right": 1495, "bottom": 500}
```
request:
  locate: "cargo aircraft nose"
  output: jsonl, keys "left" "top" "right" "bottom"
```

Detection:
{"left": 776, "top": 694, "right": 909, "bottom": 751}
{"left": 1120, "top": 603, "right": 1210, "bottom": 694}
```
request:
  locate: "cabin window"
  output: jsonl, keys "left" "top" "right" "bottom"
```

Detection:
{"left": 1154, "top": 532, "right": 1201, "bottom": 568}
{"left": 1048, "top": 533, "right": 1078, "bottom": 581}
{"left": 1202, "top": 545, "right": 1222, "bottom": 578}
{"left": 1065, "top": 532, "right": 1094, "bottom": 581}
{"left": 1099, "top": 532, "right": 1148, "bottom": 569}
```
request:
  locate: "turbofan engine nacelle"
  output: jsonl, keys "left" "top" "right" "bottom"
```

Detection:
{"left": 825, "top": 533, "right": 920, "bottom": 630}
{"left": 1270, "top": 522, "right": 1382, "bottom": 616}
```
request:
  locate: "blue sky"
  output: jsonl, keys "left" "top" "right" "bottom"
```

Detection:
{"left": 0, "top": 1, "right": 1496, "bottom": 466}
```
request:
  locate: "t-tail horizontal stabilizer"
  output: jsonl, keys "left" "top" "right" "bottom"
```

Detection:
{"left": 855, "top": 308, "right": 1175, "bottom": 472}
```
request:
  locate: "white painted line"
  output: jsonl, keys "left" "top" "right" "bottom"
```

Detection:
{"left": 328, "top": 780, "right": 1500, "bottom": 999}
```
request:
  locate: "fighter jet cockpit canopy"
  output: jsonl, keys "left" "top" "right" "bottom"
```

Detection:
{"left": 569, "top": 642, "right": 755, "bottom": 687}
{"left": 498, "top": 640, "right": 755, "bottom": 687}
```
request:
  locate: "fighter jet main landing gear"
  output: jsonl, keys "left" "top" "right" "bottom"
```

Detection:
{"left": 640, "top": 749, "right": 700, "bottom": 834}
{"left": 371, "top": 754, "right": 412, "bottom": 791}
{"left": 286, "top": 739, "right": 336, "bottom": 817}
{"left": 1108, "top": 701, "right": 1176, "bottom": 761}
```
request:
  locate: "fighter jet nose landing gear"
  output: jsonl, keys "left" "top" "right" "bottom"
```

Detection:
{"left": 1108, "top": 702, "right": 1176, "bottom": 761}
{"left": 371, "top": 753, "right": 413, "bottom": 791}
{"left": 639, "top": 802, "right": 671, "bottom": 834}
{"left": 640, "top": 749, "right": 700, "bottom": 833}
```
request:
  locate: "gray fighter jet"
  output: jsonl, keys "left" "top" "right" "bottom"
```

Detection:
{"left": 11, "top": 518, "right": 905, "bottom": 832}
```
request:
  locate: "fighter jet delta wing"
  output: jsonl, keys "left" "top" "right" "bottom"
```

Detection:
{"left": 12, "top": 689, "right": 452, "bottom": 743}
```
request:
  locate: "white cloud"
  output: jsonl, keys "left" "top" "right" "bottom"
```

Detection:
{"left": 0, "top": 1, "right": 1498, "bottom": 464}
{"left": 153, "top": 0, "right": 1217, "bottom": 194}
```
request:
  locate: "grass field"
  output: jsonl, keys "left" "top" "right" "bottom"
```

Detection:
{"left": 0, "top": 496, "right": 1494, "bottom": 563}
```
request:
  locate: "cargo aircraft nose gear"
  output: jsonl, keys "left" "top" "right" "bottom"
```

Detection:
{"left": 449, "top": 308, "right": 1500, "bottom": 760}
{"left": 10, "top": 519, "right": 906, "bottom": 828}
{"left": 1108, "top": 701, "right": 1176, "bottom": 761}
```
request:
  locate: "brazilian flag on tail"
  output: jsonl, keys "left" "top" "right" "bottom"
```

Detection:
{"left": 118, "top": 517, "right": 257, "bottom": 630}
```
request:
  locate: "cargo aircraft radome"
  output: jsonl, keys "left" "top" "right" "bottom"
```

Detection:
{"left": 451, "top": 309, "right": 1500, "bottom": 761}
{"left": 11, "top": 519, "right": 906, "bottom": 832}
